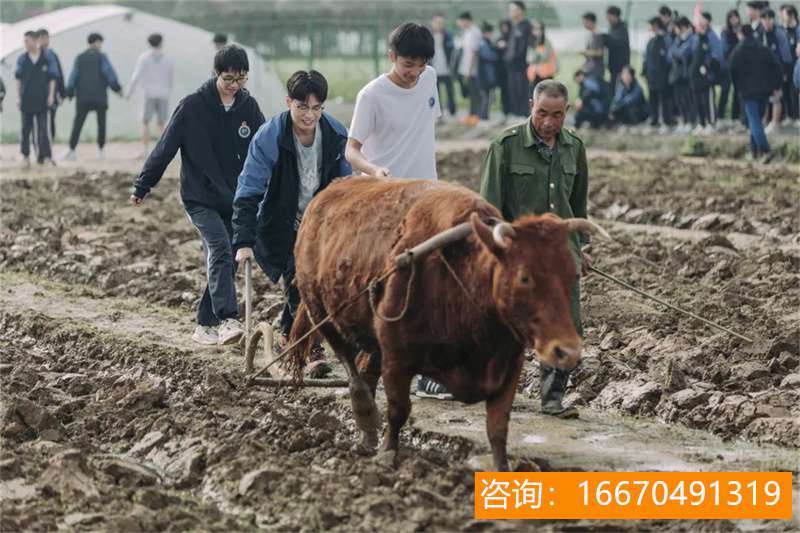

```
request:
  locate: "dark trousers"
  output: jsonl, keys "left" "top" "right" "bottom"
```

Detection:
{"left": 276, "top": 255, "right": 300, "bottom": 337}
{"left": 498, "top": 76, "right": 511, "bottom": 116}
{"left": 693, "top": 85, "right": 715, "bottom": 127}
{"left": 467, "top": 76, "right": 481, "bottom": 116}
{"left": 436, "top": 75, "right": 456, "bottom": 116}
{"left": 674, "top": 81, "right": 696, "bottom": 125}
{"left": 478, "top": 88, "right": 493, "bottom": 120}
{"left": 575, "top": 108, "right": 605, "bottom": 129}
{"left": 609, "top": 68, "right": 621, "bottom": 95}
{"left": 49, "top": 104, "right": 58, "bottom": 140}
{"left": 507, "top": 68, "right": 529, "bottom": 116}
{"left": 21, "top": 111, "right": 51, "bottom": 161}
{"left": 782, "top": 76, "right": 799, "bottom": 120}
{"left": 69, "top": 102, "right": 107, "bottom": 150}
{"left": 648, "top": 89, "right": 673, "bottom": 126}
{"left": 186, "top": 205, "right": 239, "bottom": 327}
{"left": 718, "top": 72, "right": 740, "bottom": 120}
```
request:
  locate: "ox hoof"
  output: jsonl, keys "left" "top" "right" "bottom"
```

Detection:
{"left": 349, "top": 380, "right": 381, "bottom": 432}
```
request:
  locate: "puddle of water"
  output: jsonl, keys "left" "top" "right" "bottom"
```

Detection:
{"left": 523, "top": 434, "right": 547, "bottom": 444}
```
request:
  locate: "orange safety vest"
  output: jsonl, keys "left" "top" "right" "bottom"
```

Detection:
{"left": 527, "top": 44, "right": 558, "bottom": 81}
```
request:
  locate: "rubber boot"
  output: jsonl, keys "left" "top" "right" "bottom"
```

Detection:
{"left": 540, "top": 364, "right": 579, "bottom": 419}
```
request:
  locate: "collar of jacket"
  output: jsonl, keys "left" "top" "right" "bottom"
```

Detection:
{"left": 277, "top": 110, "right": 346, "bottom": 157}
{"left": 521, "top": 120, "right": 573, "bottom": 149}
{"left": 198, "top": 78, "right": 250, "bottom": 114}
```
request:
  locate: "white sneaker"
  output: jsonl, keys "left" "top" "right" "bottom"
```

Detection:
{"left": 691, "top": 124, "right": 704, "bottom": 136}
{"left": 97, "top": 148, "right": 105, "bottom": 160}
{"left": 60, "top": 149, "right": 77, "bottom": 161}
{"left": 22, "top": 157, "right": 31, "bottom": 169}
{"left": 703, "top": 124, "right": 715, "bottom": 135}
{"left": 764, "top": 122, "right": 776, "bottom": 135}
{"left": 192, "top": 325, "right": 219, "bottom": 345}
{"left": 217, "top": 318, "right": 244, "bottom": 345}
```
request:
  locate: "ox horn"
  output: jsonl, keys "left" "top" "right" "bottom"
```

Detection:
{"left": 492, "top": 222, "right": 516, "bottom": 249}
{"left": 563, "top": 218, "right": 611, "bottom": 240}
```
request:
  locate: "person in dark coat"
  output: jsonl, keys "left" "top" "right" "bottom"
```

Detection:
{"left": 780, "top": 4, "right": 800, "bottom": 121}
{"left": 132, "top": 45, "right": 266, "bottom": 346}
{"left": 62, "top": 33, "right": 122, "bottom": 160}
{"left": 495, "top": 19, "right": 513, "bottom": 121}
{"left": 477, "top": 22, "right": 500, "bottom": 120}
{"left": 719, "top": 9, "right": 743, "bottom": 121}
{"left": 759, "top": 8, "right": 793, "bottom": 130}
{"left": 668, "top": 17, "right": 697, "bottom": 131}
{"left": 689, "top": 12, "right": 723, "bottom": 132}
{"left": 431, "top": 14, "right": 456, "bottom": 118}
{"left": 573, "top": 69, "right": 607, "bottom": 128}
{"left": 604, "top": 5, "right": 630, "bottom": 91}
{"left": 729, "top": 24, "right": 782, "bottom": 161}
{"left": 643, "top": 17, "right": 673, "bottom": 128}
{"left": 15, "top": 30, "right": 57, "bottom": 166}
{"left": 609, "top": 65, "right": 648, "bottom": 126}
{"left": 504, "top": 1, "right": 532, "bottom": 116}
{"left": 37, "top": 29, "right": 66, "bottom": 141}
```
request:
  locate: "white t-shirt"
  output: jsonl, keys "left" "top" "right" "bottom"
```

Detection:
{"left": 349, "top": 66, "right": 441, "bottom": 180}
{"left": 458, "top": 25, "right": 482, "bottom": 77}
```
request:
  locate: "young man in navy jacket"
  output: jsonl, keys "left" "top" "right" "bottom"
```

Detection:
{"left": 233, "top": 71, "right": 351, "bottom": 378}
{"left": 132, "top": 45, "right": 265, "bottom": 346}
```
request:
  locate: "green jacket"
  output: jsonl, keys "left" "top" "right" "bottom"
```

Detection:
{"left": 479, "top": 120, "right": 589, "bottom": 255}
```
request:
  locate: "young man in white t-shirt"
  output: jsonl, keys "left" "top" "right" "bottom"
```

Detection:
{"left": 346, "top": 22, "right": 440, "bottom": 180}
{"left": 347, "top": 24, "right": 453, "bottom": 399}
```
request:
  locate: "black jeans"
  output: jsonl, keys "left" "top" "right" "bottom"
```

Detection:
{"left": 717, "top": 71, "right": 740, "bottom": 120}
{"left": 436, "top": 75, "right": 456, "bottom": 116}
{"left": 648, "top": 88, "right": 673, "bottom": 126}
{"left": 507, "top": 68, "right": 529, "bottom": 116}
{"left": 674, "top": 81, "right": 696, "bottom": 125}
{"left": 575, "top": 108, "right": 605, "bottom": 129}
{"left": 21, "top": 111, "right": 51, "bottom": 161}
{"left": 467, "top": 76, "right": 481, "bottom": 116}
{"left": 69, "top": 102, "right": 107, "bottom": 150}
{"left": 693, "top": 85, "right": 715, "bottom": 127}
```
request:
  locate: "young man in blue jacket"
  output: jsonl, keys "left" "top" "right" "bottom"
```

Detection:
{"left": 132, "top": 45, "right": 265, "bottom": 346}
{"left": 16, "top": 30, "right": 58, "bottom": 167}
{"left": 233, "top": 70, "right": 351, "bottom": 378}
{"left": 608, "top": 65, "right": 648, "bottom": 126}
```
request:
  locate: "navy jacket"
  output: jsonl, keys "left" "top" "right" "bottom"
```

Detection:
{"left": 610, "top": 79, "right": 647, "bottom": 117}
{"left": 134, "top": 79, "right": 265, "bottom": 216}
{"left": 579, "top": 77, "right": 607, "bottom": 116}
{"left": 66, "top": 48, "right": 121, "bottom": 107}
{"left": 729, "top": 36, "right": 782, "bottom": 98}
{"left": 643, "top": 33, "right": 671, "bottom": 90}
{"left": 15, "top": 52, "right": 58, "bottom": 113}
{"left": 668, "top": 33, "right": 696, "bottom": 83}
{"left": 232, "top": 111, "right": 350, "bottom": 280}
{"left": 605, "top": 21, "right": 631, "bottom": 74}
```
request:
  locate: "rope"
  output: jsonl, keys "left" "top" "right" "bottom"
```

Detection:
{"left": 436, "top": 250, "right": 482, "bottom": 315}
{"left": 368, "top": 255, "right": 416, "bottom": 322}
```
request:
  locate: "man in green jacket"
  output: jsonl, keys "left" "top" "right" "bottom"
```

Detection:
{"left": 480, "top": 79, "right": 590, "bottom": 419}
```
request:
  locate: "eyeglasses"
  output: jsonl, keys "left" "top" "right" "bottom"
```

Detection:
{"left": 220, "top": 74, "right": 248, "bottom": 86}
{"left": 293, "top": 100, "right": 324, "bottom": 114}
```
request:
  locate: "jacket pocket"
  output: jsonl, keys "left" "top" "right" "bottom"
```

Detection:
{"left": 561, "top": 159, "right": 577, "bottom": 195}
{"left": 509, "top": 162, "right": 537, "bottom": 198}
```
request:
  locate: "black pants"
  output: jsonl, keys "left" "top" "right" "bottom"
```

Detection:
{"left": 693, "top": 85, "right": 715, "bottom": 127}
{"left": 674, "top": 81, "right": 696, "bottom": 125}
{"left": 49, "top": 104, "right": 58, "bottom": 140}
{"left": 575, "top": 108, "right": 605, "bottom": 129}
{"left": 717, "top": 72, "right": 740, "bottom": 120}
{"left": 609, "top": 68, "right": 621, "bottom": 94}
{"left": 69, "top": 102, "right": 107, "bottom": 150}
{"left": 497, "top": 75, "right": 511, "bottom": 116}
{"left": 436, "top": 75, "right": 456, "bottom": 116}
{"left": 21, "top": 111, "right": 51, "bottom": 161}
{"left": 478, "top": 88, "right": 493, "bottom": 120}
{"left": 611, "top": 106, "right": 647, "bottom": 126}
{"left": 507, "top": 68, "right": 529, "bottom": 116}
{"left": 648, "top": 88, "right": 673, "bottom": 126}
{"left": 467, "top": 76, "right": 481, "bottom": 117}
{"left": 782, "top": 76, "right": 799, "bottom": 120}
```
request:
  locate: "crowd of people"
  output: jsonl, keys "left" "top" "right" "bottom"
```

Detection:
{"left": 431, "top": 1, "right": 799, "bottom": 159}
{"left": 11, "top": 27, "right": 173, "bottom": 167}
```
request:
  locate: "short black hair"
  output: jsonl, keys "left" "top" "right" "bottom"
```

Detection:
{"left": 676, "top": 16, "right": 692, "bottom": 29}
{"left": 761, "top": 8, "right": 776, "bottom": 18}
{"left": 214, "top": 44, "right": 249, "bottom": 74}
{"left": 213, "top": 33, "right": 228, "bottom": 45}
{"left": 746, "top": 1, "right": 765, "bottom": 9}
{"left": 648, "top": 16, "right": 666, "bottom": 30}
{"left": 702, "top": 11, "right": 712, "bottom": 22}
{"left": 388, "top": 22, "right": 434, "bottom": 61}
{"left": 286, "top": 70, "right": 328, "bottom": 103}
{"left": 36, "top": 28, "right": 49, "bottom": 37}
{"left": 481, "top": 21, "right": 494, "bottom": 33}
{"left": 458, "top": 12, "right": 472, "bottom": 21}
{"left": 24, "top": 30, "right": 38, "bottom": 39}
{"left": 582, "top": 12, "right": 597, "bottom": 23}
{"left": 659, "top": 5, "right": 673, "bottom": 17}
{"left": 88, "top": 32, "right": 103, "bottom": 44}
{"left": 148, "top": 33, "right": 162, "bottom": 47}
{"left": 509, "top": 1, "right": 525, "bottom": 11}
{"left": 607, "top": 6, "right": 622, "bottom": 17}
{"left": 781, "top": 4, "right": 798, "bottom": 19}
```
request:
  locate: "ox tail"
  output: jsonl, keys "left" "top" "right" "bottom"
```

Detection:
{"left": 283, "top": 301, "right": 315, "bottom": 383}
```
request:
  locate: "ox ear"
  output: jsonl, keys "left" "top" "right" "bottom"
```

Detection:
{"left": 470, "top": 213, "right": 505, "bottom": 258}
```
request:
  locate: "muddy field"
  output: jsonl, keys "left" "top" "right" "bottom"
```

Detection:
{"left": 1, "top": 143, "right": 798, "bottom": 531}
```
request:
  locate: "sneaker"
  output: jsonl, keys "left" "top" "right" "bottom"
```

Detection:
{"left": 192, "top": 325, "right": 219, "bottom": 345}
{"left": 761, "top": 151, "right": 775, "bottom": 164}
{"left": 691, "top": 124, "right": 704, "bottom": 136}
{"left": 764, "top": 122, "right": 775, "bottom": 135}
{"left": 415, "top": 376, "right": 454, "bottom": 400}
{"left": 59, "top": 149, "right": 77, "bottom": 161}
{"left": 657, "top": 125, "right": 669, "bottom": 135}
{"left": 306, "top": 344, "right": 332, "bottom": 378}
{"left": 22, "top": 157, "right": 31, "bottom": 169}
{"left": 217, "top": 318, "right": 244, "bottom": 345}
{"left": 39, "top": 157, "right": 56, "bottom": 166}
{"left": 96, "top": 148, "right": 105, "bottom": 160}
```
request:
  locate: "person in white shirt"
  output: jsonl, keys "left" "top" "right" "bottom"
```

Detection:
{"left": 346, "top": 22, "right": 440, "bottom": 180}
{"left": 126, "top": 33, "right": 174, "bottom": 157}
{"left": 457, "top": 12, "right": 483, "bottom": 125}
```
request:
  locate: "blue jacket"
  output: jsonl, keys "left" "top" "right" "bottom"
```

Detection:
{"left": 759, "top": 26, "right": 793, "bottom": 65}
{"left": 478, "top": 37, "right": 499, "bottom": 89}
{"left": 66, "top": 48, "right": 121, "bottom": 106}
{"left": 579, "top": 76, "right": 607, "bottom": 116}
{"left": 794, "top": 58, "right": 800, "bottom": 90}
{"left": 134, "top": 79, "right": 265, "bottom": 216}
{"left": 610, "top": 79, "right": 646, "bottom": 114}
{"left": 668, "top": 33, "right": 696, "bottom": 83}
{"left": 232, "top": 111, "right": 351, "bottom": 279}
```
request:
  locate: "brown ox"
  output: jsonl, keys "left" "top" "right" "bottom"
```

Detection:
{"left": 289, "top": 177, "right": 603, "bottom": 471}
